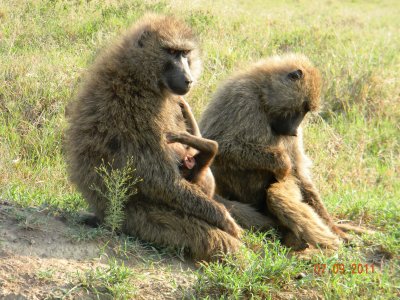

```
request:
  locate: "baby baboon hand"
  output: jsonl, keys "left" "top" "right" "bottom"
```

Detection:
{"left": 274, "top": 151, "right": 292, "bottom": 181}
{"left": 165, "top": 132, "right": 185, "bottom": 144}
{"left": 178, "top": 97, "right": 189, "bottom": 110}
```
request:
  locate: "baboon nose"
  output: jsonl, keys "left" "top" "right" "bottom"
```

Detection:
{"left": 185, "top": 79, "right": 193, "bottom": 85}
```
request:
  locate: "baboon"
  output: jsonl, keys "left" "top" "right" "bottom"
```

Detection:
{"left": 65, "top": 15, "right": 245, "bottom": 261}
{"left": 166, "top": 98, "right": 218, "bottom": 198}
{"left": 200, "top": 54, "right": 349, "bottom": 249}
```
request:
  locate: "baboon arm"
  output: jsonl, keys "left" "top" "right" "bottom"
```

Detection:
{"left": 166, "top": 132, "right": 218, "bottom": 175}
{"left": 219, "top": 142, "right": 290, "bottom": 173}
{"left": 299, "top": 179, "right": 349, "bottom": 240}
{"left": 299, "top": 180, "right": 334, "bottom": 224}
{"left": 267, "top": 178, "right": 341, "bottom": 249}
{"left": 179, "top": 98, "right": 201, "bottom": 137}
{"left": 167, "top": 132, "right": 217, "bottom": 158}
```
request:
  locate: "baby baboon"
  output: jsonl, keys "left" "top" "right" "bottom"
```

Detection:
{"left": 200, "top": 54, "right": 348, "bottom": 249}
{"left": 166, "top": 98, "right": 218, "bottom": 197}
{"left": 65, "top": 15, "right": 243, "bottom": 261}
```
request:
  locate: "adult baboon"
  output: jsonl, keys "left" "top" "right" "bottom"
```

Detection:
{"left": 200, "top": 54, "right": 348, "bottom": 249}
{"left": 65, "top": 15, "right": 244, "bottom": 261}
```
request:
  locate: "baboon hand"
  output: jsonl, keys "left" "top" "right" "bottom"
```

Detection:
{"left": 274, "top": 151, "right": 292, "bottom": 181}
{"left": 220, "top": 210, "right": 243, "bottom": 238}
{"left": 165, "top": 132, "right": 186, "bottom": 144}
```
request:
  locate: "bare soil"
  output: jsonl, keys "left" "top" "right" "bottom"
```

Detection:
{"left": 0, "top": 201, "right": 196, "bottom": 299}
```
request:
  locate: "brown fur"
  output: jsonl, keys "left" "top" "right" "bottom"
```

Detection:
{"left": 200, "top": 54, "right": 348, "bottom": 249}
{"left": 65, "top": 15, "right": 244, "bottom": 261}
{"left": 168, "top": 98, "right": 278, "bottom": 231}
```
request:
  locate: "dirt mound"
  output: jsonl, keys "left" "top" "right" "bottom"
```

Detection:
{"left": 0, "top": 201, "right": 195, "bottom": 299}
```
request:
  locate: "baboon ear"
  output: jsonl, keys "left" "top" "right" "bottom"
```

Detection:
{"left": 288, "top": 69, "right": 303, "bottom": 81}
{"left": 137, "top": 30, "right": 151, "bottom": 47}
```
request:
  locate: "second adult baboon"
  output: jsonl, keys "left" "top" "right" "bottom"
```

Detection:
{"left": 200, "top": 54, "right": 348, "bottom": 249}
{"left": 65, "top": 15, "right": 243, "bottom": 261}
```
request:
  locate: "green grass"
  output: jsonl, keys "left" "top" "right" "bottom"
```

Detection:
{"left": 73, "top": 258, "right": 138, "bottom": 299}
{"left": 0, "top": 0, "right": 399, "bottom": 298}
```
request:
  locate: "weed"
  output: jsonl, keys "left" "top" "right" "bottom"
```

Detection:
{"left": 91, "top": 158, "right": 141, "bottom": 234}
{"left": 75, "top": 259, "right": 137, "bottom": 299}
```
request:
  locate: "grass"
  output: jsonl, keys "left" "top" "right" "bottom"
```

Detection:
{"left": 73, "top": 258, "right": 138, "bottom": 299}
{"left": 0, "top": 0, "right": 399, "bottom": 298}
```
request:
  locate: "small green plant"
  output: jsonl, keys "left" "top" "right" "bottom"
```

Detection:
{"left": 91, "top": 158, "right": 141, "bottom": 234}
{"left": 36, "top": 268, "right": 55, "bottom": 282}
{"left": 75, "top": 259, "right": 137, "bottom": 299}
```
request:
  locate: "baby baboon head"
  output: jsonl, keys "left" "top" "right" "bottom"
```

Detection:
{"left": 121, "top": 14, "right": 202, "bottom": 95}
{"left": 254, "top": 54, "right": 321, "bottom": 136}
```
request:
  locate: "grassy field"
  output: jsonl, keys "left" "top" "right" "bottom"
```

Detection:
{"left": 0, "top": 0, "right": 399, "bottom": 299}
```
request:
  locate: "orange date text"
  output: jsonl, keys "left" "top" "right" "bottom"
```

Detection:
{"left": 313, "top": 263, "right": 375, "bottom": 275}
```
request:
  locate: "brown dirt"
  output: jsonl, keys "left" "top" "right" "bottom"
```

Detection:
{"left": 0, "top": 201, "right": 196, "bottom": 299}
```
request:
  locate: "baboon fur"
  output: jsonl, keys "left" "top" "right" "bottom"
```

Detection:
{"left": 65, "top": 15, "right": 246, "bottom": 261}
{"left": 200, "top": 54, "right": 348, "bottom": 249}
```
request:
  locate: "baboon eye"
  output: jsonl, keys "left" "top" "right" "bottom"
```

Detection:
{"left": 181, "top": 50, "right": 190, "bottom": 57}
{"left": 165, "top": 48, "right": 190, "bottom": 57}
{"left": 288, "top": 69, "right": 303, "bottom": 81}
{"left": 166, "top": 48, "right": 178, "bottom": 55}
{"left": 165, "top": 48, "right": 178, "bottom": 55}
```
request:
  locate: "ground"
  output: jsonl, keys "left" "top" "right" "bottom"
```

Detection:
{"left": 0, "top": 201, "right": 195, "bottom": 299}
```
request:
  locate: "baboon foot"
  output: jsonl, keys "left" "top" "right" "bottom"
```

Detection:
{"left": 76, "top": 211, "right": 101, "bottom": 228}
{"left": 214, "top": 194, "right": 277, "bottom": 231}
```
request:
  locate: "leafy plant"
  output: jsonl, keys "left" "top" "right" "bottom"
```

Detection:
{"left": 91, "top": 158, "right": 141, "bottom": 234}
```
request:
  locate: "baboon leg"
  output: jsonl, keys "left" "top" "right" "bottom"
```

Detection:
{"left": 124, "top": 202, "right": 242, "bottom": 261}
{"left": 214, "top": 194, "right": 277, "bottom": 231}
{"left": 266, "top": 177, "right": 341, "bottom": 249}
{"left": 299, "top": 179, "right": 349, "bottom": 240}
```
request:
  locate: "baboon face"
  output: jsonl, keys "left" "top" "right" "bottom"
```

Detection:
{"left": 131, "top": 16, "right": 201, "bottom": 95}
{"left": 162, "top": 49, "right": 194, "bottom": 95}
{"left": 259, "top": 56, "right": 321, "bottom": 137}
{"left": 270, "top": 69, "right": 309, "bottom": 136}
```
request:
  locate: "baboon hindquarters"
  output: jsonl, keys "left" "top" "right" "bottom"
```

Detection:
{"left": 266, "top": 176, "right": 341, "bottom": 249}
{"left": 124, "top": 201, "right": 241, "bottom": 261}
